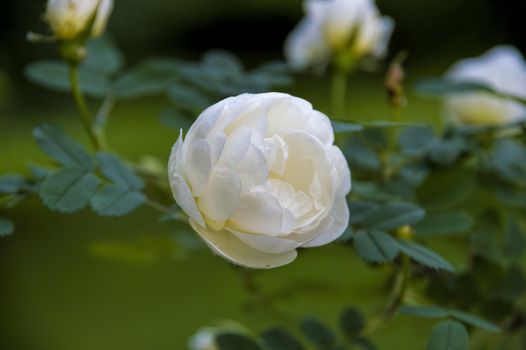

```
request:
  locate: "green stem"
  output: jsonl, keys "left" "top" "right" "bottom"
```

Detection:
{"left": 363, "top": 255, "right": 411, "bottom": 336}
{"left": 331, "top": 68, "right": 348, "bottom": 119}
{"left": 68, "top": 64, "right": 103, "bottom": 150}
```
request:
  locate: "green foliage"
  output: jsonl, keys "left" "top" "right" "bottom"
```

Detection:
{"left": 361, "top": 202, "right": 425, "bottom": 231}
{"left": 39, "top": 166, "right": 100, "bottom": 213}
{"left": 261, "top": 328, "right": 304, "bottom": 350}
{"left": 400, "top": 305, "right": 500, "bottom": 332}
{"left": 0, "top": 217, "right": 14, "bottom": 237}
{"left": 353, "top": 230, "right": 399, "bottom": 263}
{"left": 417, "top": 168, "right": 476, "bottom": 210}
{"left": 426, "top": 320, "right": 469, "bottom": 350}
{"left": 33, "top": 124, "right": 93, "bottom": 170}
{"left": 339, "top": 307, "right": 365, "bottom": 339}
{"left": 396, "top": 240, "right": 454, "bottom": 272}
{"left": 414, "top": 212, "right": 474, "bottom": 237}
{"left": 216, "top": 333, "right": 263, "bottom": 350}
{"left": 300, "top": 317, "right": 336, "bottom": 349}
{"left": 0, "top": 174, "right": 29, "bottom": 194}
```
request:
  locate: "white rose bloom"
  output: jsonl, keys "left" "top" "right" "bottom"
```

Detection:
{"left": 285, "top": 0, "right": 394, "bottom": 70}
{"left": 444, "top": 46, "right": 526, "bottom": 126}
{"left": 45, "top": 0, "right": 113, "bottom": 40}
{"left": 168, "top": 93, "right": 351, "bottom": 269}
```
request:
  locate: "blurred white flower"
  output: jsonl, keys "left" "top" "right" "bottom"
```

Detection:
{"left": 45, "top": 0, "right": 113, "bottom": 40}
{"left": 188, "top": 328, "right": 218, "bottom": 350}
{"left": 168, "top": 93, "right": 351, "bottom": 269}
{"left": 444, "top": 46, "right": 526, "bottom": 126}
{"left": 284, "top": 0, "right": 394, "bottom": 70}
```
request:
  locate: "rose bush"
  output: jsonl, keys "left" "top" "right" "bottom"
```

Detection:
{"left": 444, "top": 46, "right": 526, "bottom": 126}
{"left": 284, "top": 0, "right": 394, "bottom": 69}
{"left": 168, "top": 92, "right": 351, "bottom": 268}
{"left": 45, "top": 0, "right": 113, "bottom": 39}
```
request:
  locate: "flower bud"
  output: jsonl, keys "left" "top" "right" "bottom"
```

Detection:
{"left": 45, "top": 0, "right": 113, "bottom": 40}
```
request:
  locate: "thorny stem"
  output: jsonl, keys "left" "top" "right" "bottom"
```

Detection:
{"left": 363, "top": 255, "right": 411, "bottom": 336}
{"left": 68, "top": 63, "right": 104, "bottom": 150}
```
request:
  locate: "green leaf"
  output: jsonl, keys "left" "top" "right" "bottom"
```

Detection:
{"left": 348, "top": 201, "right": 379, "bottom": 225}
{"left": 415, "top": 78, "right": 526, "bottom": 104}
{"left": 166, "top": 82, "right": 211, "bottom": 111}
{"left": 362, "top": 202, "right": 425, "bottom": 231}
{"left": 401, "top": 304, "right": 500, "bottom": 332}
{"left": 491, "top": 139, "right": 526, "bottom": 186}
{"left": 216, "top": 333, "right": 263, "bottom": 350}
{"left": 340, "top": 307, "right": 365, "bottom": 338}
{"left": 448, "top": 310, "right": 500, "bottom": 332}
{"left": 346, "top": 138, "right": 381, "bottom": 171}
{"left": 428, "top": 138, "right": 466, "bottom": 167}
{"left": 261, "top": 328, "right": 303, "bottom": 350}
{"left": 159, "top": 108, "right": 194, "bottom": 130}
{"left": 84, "top": 36, "right": 124, "bottom": 76}
{"left": 90, "top": 185, "right": 145, "bottom": 217}
{"left": 504, "top": 220, "right": 526, "bottom": 261}
{"left": 39, "top": 166, "right": 99, "bottom": 213}
{"left": 300, "top": 317, "right": 336, "bottom": 348}
{"left": 426, "top": 320, "right": 469, "bottom": 350}
{"left": 33, "top": 124, "right": 93, "bottom": 170}
{"left": 354, "top": 230, "right": 399, "bottom": 263}
{"left": 0, "top": 217, "right": 14, "bottom": 237}
{"left": 400, "top": 305, "right": 450, "bottom": 318}
{"left": 414, "top": 212, "right": 474, "bottom": 237}
{"left": 332, "top": 121, "right": 364, "bottom": 133}
{"left": 0, "top": 174, "right": 28, "bottom": 194}
{"left": 202, "top": 50, "right": 244, "bottom": 78}
{"left": 396, "top": 240, "right": 454, "bottom": 272}
{"left": 25, "top": 61, "right": 110, "bottom": 97}
{"left": 96, "top": 153, "right": 143, "bottom": 190}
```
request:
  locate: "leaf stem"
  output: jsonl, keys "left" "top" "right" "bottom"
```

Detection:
{"left": 363, "top": 255, "right": 411, "bottom": 336}
{"left": 331, "top": 68, "right": 348, "bottom": 119}
{"left": 68, "top": 63, "right": 104, "bottom": 150}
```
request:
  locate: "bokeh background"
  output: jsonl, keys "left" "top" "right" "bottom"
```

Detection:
{"left": 0, "top": 0, "right": 525, "bottom": 349}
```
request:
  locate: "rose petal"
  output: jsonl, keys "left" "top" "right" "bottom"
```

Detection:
{"left": 169, "top": 174, "right": 205, "bottom": 226}
{"left": 302, "top": 195, "right": 349, "bottom": 247}
{"left": 197, "top": 168, "right": 242, "bottom": 222}
{"left": 184, "top": 139, "right": 211, "bottom": 196}
{"left": 228, "top": 229, "right": 300, "bottom": 254}
{"left": 190, "top": 220, "right": 298, "bottom": 268}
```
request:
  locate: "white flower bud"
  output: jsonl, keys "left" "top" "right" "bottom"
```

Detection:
{"left": 45, "top": 0, "right": 113, "bottom": 40}
{"left": 285, "top": 0, "right": 394, "bottom": 70}
{"left": 168, "top": 93, "right": 352, "bottom": 269}
{"left": 444, "top": 46, "right": 526, "bottom": 126}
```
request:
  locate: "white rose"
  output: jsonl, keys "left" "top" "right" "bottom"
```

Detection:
{"left": 168, "top": 93, "right": 351, "bottom": 269}
{"left": 45, "top": 0, "right": 113, "bottom": 40}
{"left": 285, "top": 0, "right": 394, "bottom": 70}
{"left": 444, "top": 46, "right": 526, "bottom": 126}
{"left": 188, "top": 328, "right": 218, "bottom": 350}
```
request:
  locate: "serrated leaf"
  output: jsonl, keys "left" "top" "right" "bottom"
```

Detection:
{"left": 33, "top": 124, "right": 93, "bottom": 170}
{"left": 346, "top": 138, "right": 380, "bottom": 171}
{"left": 426, "top": 320, "right": 469, "bottom": 350}
{"left": 261, "top": 328, "right": 303, "bottom": 350}
{"left": 25, "top": 61, "right": 110, "bottom": 97}
{"left": 354, "top": 230, "right": 399, "bottom": 263}
{"left": 362, "top": 202, "right": 425, "bottom": 231}
{"left": 300, "top": 317, "right": 336, "bottom": 348}
{"left": 332, "top": 121, "right": 364, "bottom": 133}
{"left": 96, "top": 153, "right": 143, "bottom": 190}
{"left": 448, "top": 310, "right": 500, "bottom": 332}
{"left": 400, "top": 305, "right": 450, "bottom": 318}
{"left": 216, "top": 333, "right": 263, "bottom": 350}
{"left": 39, "top": 166, "right": 99, "bottom": 213}
{"left": 396, "top": 240, "right": 454, "bottom": 272}
{"left": 0, "top": 217, "right": 14, "bottom": 237}
{"left": 414, "top": 212, "right": 474, "bottom": 237}
{"left": 90, "top": 185, "right": 145, "bottom": 217}
{"left": 113, "top": 60, "right": 179, "bottom": 98}
{"left": 84, "top": 36, "right": 124, "bottom": 76}
{"left": 0, "top": 174, "right": 28, "bottom": 194}
{"left": 202, "top": 50, "right": 244, "bottom": 78}
{"left": 348, "top": 201, "right": 379, "bottom": 225}
{"left": 340, "top": 307, "right": 365, "bottom": 338}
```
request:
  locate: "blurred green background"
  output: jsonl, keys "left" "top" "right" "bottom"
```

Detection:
{"left": 0, "top": 0, "right": 525, "bottom": 349}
